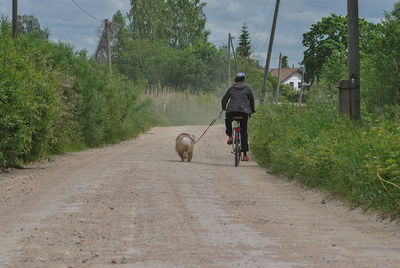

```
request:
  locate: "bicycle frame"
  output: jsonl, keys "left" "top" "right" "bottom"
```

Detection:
{"left": 232, "top": 122, "right": 241, "bottom": 147}
{"left": 232, "top": 119, "right": 241, "bottom": 167}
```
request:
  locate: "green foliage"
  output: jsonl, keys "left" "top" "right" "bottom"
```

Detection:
{"left": 302, "top": 14, "right": 378, "bottom": 82}
{"left": 281, "top": 55, "right": 289, "bottom": 69}
{"left": 361, "top": 2, "right": 400, "bottom": 111}
{"left": 245, "top": 67, "right": 265, "bottom": 100}
{"left": 278, "top": 84, "right": 308, "bottom": 103}
{"left": 127, "top": 0, "right": 208, "bottom": 48}
{"left": 127, "top": 0, "right": 168, "bottom": 41}
{"left": 166, "top": 0, "right": 209, "bottom": 49}
{"left": 265, "top": 76, "right": 307, "bottom": 104}
{"left": 35, "top": 41, "right": 156, "bottom": 148}
{"left": 0, "top": 32, "right": 60, "bottom": 167}
{"left": 177, "top": 42, "right": 226, "bottom": 91}
{"left": 0, "top": 20, "right": 156, "bottom": 168}
{"left": 17, "top": 14, "right": 50, "bottom": 39}
{"left": 112, "top": 32, "right": 226, "bottom": 92}
{"left": 250, "top": 98, "right": 400, "bottom": 218}
{"left": 237, "top": 23, "right": 251, "bottom": 58}
{"left": 319, "top": 49, "right": 347, "bottom": 85}
{"left": 112, "top": 1, "right": 224, "bottom": 92}
{"left": 313, "top": 3, "right": 400, "bottom": 113}
{"left": 250, "top": 4, "right": 400, "bottom": 220}
{"left": 307, "top": 78, "right": 338, "bottom": 109}
{"left": 273, "top": 83, "right": 290, "bottom": 103}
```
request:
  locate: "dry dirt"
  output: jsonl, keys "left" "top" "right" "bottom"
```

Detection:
{"left": 0, "top": 125, "right": 399, "bottom": 268}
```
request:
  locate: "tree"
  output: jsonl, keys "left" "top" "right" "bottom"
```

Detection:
{"left": 110, "top": 1, "right": 226, "bottom": 91}
{"left": 17, "top": 15, "right": 50, "bottom": 39}
{"left": 237, "top": 23, "right": 251, "bottom": 58}
{"left": 281, "top": 55, "right": 289, "bottom": 68}
{"left": 127, "top": 0, "right": 167, "bottom": 41}
{"left": 166, "top": 0, "right": 209, "bottom": 48}
{"left": 111, "top": 11, "right": 131, "bottom": 60}
{"left": 361, "top": 1, "right": 400, "bottom": 109}
{"left": 0, "top": 14, "right": 50, "bottom": 39}
{"left": 127, "top": 0, "right": 209, "bottom": 48}
{"left": 302, "top": 14, "right": 378, "bottom": 82}
{"left": 320, "top": 49, "right": 347, "bottom": 86}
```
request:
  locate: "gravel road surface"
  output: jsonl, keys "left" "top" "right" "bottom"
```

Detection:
{"left": 0, "top": 125, "right": 399, "bottom": 267}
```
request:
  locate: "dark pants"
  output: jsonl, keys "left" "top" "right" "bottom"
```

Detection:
{"left": 225, "top": 112, "right": 249, "bottom": 152}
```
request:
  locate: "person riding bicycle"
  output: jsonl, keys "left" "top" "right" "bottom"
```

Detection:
{"left": 221, "top": 72, "right": 256, "bottom": 161}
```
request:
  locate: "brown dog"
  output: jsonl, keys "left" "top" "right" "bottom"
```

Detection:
{"left": 175, "top": 133, "right": 195, "bottom": 161}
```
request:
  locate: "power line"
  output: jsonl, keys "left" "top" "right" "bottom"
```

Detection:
{"left": 254, "top": 0, "right": 272, "bottom": 34}
{"left": 253, "top": 0, "right": 275, "bottom": 57}
{"left": 71, "top": 0, "right": 102, "bottom": 22}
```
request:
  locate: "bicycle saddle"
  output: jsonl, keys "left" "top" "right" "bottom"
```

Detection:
{"left": 232, "top": 116, "right": 243, "bottom": 120}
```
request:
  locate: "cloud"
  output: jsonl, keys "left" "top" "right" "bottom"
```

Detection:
{"left": 0, "top": 2, "right": 10, "bottom": 15}
{"left": 205, "top": 0, "right": 395, "bottom": 68}
{"left": 0, "top": 0, "right": 396, "bottom": 67}
{"left": 109, "top": 0, "right": 130, "bottom": 11}
{"left": 275, "top": 34, "right": 301, "bottom": 47}
{"left": 1, "top": 0, "right": 130, "bottom": 55}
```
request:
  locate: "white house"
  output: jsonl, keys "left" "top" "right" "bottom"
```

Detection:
{"left": 269, "top": 68, "right": 304, "bottom": 90}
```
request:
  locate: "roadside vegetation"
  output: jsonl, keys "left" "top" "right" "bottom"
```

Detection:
{"left": 250, "top": 2, "right": 400, "bottom": 219}
{"left": 0, "top": 18, "right": 156, "bottom": 168}
{"left": 0, "top": 0, "right": 232, "bottom": 168}
{"left": 143, "top": 86, "right": 220, "bottom": 126}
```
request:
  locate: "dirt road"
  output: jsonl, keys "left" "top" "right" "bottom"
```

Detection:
{"left": 0, "top": 125, "right": 399, "bottom": 267}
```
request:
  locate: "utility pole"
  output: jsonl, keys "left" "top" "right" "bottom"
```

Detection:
{"left": 276, "top": 53, "right": 282, "bottom": 104}
{"left": 338, "top": 0, "right": 360, "bottom": 119}
{"left": 228, "top": 33, "right": 231, "bottom": 88}
{"left": 12, "top": 0, "right": 18, "bottom": 38}
{"left": 347, "top": 0, "right": 360, "bottom": 119}
{"left": 105, "top": 19, "right": 112, "bottom": 73}
{"left": 299, "top": 66, "right": 305, "bottom": 104}
{"left": 260, "top": 0, "right": 280, "bottom": 104}
{"left": 230, "top": 36, "right": 239, "bottom": 73}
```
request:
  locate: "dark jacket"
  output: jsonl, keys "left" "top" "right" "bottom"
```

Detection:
{"left": 221, "top": 82, "right": 255, "bottom": 114}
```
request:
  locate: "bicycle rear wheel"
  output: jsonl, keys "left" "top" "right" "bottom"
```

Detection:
{"left": 234, "top": 141, "right": 241, "bottom": 167}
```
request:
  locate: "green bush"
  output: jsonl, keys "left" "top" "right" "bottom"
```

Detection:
{"left": 0, "top": 22, "right": 157, "bottom": 168}
{"left": 0, "top": 30, "right": 61, "bottom": 167}
{"left": 27, "top": 34, "right": 158, "bottom": 147}
{"left": 250, "top": 102, "right": 400, "bottom": 218}
{"left": 285, "top": 88, "right": 308, "bottom": 103}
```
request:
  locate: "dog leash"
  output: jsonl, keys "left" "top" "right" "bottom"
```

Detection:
{"left": 194, "top": 110, "right": 224, "bottom": 144}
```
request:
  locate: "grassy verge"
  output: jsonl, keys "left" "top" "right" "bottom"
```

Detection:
{"left": 249, "top": 102, "right": 400, "bottom": 219}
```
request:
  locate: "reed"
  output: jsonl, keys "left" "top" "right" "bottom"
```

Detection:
{"left": 143, "top": 85, "right": 221, "bottom": 126}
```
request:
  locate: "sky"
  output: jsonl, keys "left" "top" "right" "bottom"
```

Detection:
{"left": 0, "top": 0, "right": 397, "bottom": 68}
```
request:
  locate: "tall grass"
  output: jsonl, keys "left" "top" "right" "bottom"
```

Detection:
{"left": 250, "top": 100, "right": 400, "bottom": 219}
{"left": 143, "top": 85, "right": 221, "bottom": 126}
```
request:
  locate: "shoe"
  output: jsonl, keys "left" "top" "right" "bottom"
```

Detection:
{"left": 242, "top": 155, "right": 249, "bottom": 161}
{"left": 227, "top": 136, "right": 233, "bottom": 145}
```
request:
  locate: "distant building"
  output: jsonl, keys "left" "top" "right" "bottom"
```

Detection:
{"left": 269, "top": 68, "right": 308, "bottom": 90}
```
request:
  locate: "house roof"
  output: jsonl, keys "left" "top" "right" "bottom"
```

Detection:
{"left": 269, "top": 68, "right": 303, "bottom": 83}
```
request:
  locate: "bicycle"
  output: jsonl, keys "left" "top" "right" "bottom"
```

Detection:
{"left": 231, "top": 116, "right": 243, "bottom": 167}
